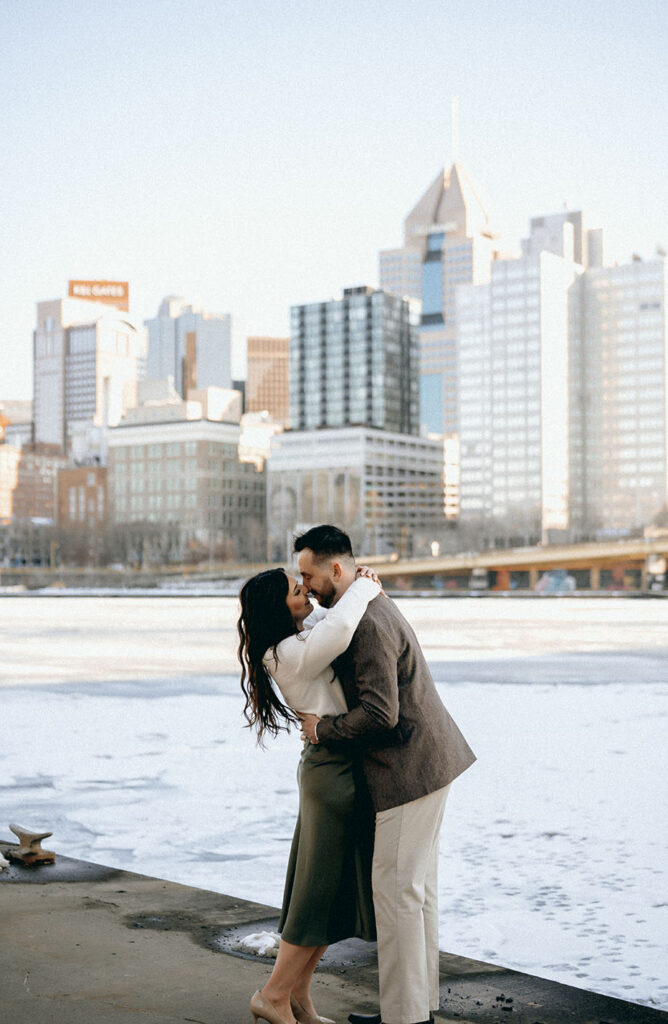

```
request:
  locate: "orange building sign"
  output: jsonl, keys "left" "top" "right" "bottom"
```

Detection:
{"left": 68, "top": 280, "right": 129, "bottom": 311}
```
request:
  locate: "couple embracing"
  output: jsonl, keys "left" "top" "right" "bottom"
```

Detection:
{"left": 237, "top": 525, "right": 475, "bottom": 1024}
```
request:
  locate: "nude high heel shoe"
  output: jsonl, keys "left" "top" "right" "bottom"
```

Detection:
{"left": 250, "top": 989, "right": 292, "bottom": 1024}
{"left": 290, "top": 994, "right": 336, "bottom": 1024}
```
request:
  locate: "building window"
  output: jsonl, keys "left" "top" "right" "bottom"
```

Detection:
{"left": 421, "top": 261, "right": 444, "bottom": 319}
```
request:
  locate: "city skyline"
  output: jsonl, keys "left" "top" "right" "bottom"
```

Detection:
{"left": 2, "top": 0, "right": 667, "bottom": 399}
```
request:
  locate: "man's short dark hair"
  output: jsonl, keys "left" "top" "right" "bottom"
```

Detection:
{"left": 294, "top": 524, "right": 354, "bottom": 561}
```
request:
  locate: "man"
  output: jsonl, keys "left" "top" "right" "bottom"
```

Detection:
{"left": 296, "top": 525, "right": 476, "bottom": 1024}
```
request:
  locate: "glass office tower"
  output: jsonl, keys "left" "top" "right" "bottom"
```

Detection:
{"left": 289, "top": 286, "right": 419, "bottom": 436}
{"left": 456, "top": 241, "right": 581, "bottom": 542}
{"left": 571, "top": 257, "right": 668, "bottom": 533}
{"left": 380, "top": 163, "right": 496, "bottom": 437}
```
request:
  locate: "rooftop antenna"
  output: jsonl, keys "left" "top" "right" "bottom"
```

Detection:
{"left": 451, "top": 96, "right": 459, "bottom": 165}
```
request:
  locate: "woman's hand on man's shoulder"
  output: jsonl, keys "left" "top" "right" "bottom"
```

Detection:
{"left": 356, "top": 564, "right": 385, "bottom": 595}
{"left": 356, "top": 564, "right": 379, "bottom": 583}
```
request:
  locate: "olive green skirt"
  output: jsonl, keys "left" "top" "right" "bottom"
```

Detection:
{"left": 278, "top": 741, "right": 376, "bottom": 946}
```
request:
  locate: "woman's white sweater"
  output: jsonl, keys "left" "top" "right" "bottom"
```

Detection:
{"left": 263, "top": 576, "right": 380, "bottom": 716}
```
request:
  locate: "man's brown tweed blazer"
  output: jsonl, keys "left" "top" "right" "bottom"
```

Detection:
{"left": 316, "top": 594, "right": 476, "bottom": 812}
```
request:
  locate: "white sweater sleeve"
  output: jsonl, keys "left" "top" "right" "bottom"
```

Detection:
{"left": 303, "top": 605, "right": 328, "bottom": 627}
{"left": 267, "top": 577, "right": 381, "bottom": 690}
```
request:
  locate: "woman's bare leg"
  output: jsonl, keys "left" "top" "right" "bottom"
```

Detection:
{"left": 262, "top": 939, "right": 326, "bottom": 1023}
{"left": 290, "top": 944, "right": 328, "bottom": 1016}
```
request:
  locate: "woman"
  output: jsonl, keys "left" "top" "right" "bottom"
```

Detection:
{"left": 238, "top": 566, "right": 381, "bottom": 1024}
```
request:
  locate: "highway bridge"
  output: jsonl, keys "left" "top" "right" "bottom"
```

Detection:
{"left": 1, "top": 537, "right": 667, "bottom": 592}
{"left": 366, "top": 536, "right": 668, "bottom": 591}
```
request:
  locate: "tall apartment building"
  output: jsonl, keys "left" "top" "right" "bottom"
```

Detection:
{"left": 33, "top": 296, "right": 147, "bottom": 456}
{"left": 456, "top": 219, "right": 583, "bottom": 541}
{"left": 380, "top": 163, "right": 496, "bottom": 436}
{"left": 245, "top": 336, "right": 289, "bottom": 426}
{"left": 145, "top": 296, "right": 232, "bottom": 398}
{"left": 107, "top": 382, "right": 265, "bottom": 562}
{"left": 570, "top": 256, "right": 667, "bottom": 533}
{"left": 289, "top": 286, "right": 419, "bottom": 435}
{"left": 267, "top": 427, "right": 446, "bottom": 560}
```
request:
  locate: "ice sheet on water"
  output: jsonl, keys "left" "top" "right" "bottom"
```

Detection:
{"left": 0, "top": 596, "right": 667, "bottom": 1010}
{"left": 0, "top": 773, "right": 56, "bottom": 791}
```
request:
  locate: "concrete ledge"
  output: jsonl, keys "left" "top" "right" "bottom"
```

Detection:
{"left": 1, "top": 844, "right": 665, "bottom": 1024}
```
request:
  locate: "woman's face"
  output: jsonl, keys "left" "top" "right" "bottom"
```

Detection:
{"left": 284, "top": 574, "right": 313, "bottom": 627}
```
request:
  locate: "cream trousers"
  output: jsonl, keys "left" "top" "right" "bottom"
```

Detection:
{"left": 372, "top": 784, "right": 451, "bottom": 1024}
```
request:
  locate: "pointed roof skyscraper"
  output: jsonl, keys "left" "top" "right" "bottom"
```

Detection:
{"left": 379, "top": 160, "right": 497, "bottom": 440}
{"left": 404, "top": 162, "right": 493, "bottom": 249}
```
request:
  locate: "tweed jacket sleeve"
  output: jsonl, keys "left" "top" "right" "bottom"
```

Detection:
{"left": 315, "top": 593, "right": 476, "bottom": 810}
{"left": 316, "top": 601, "right": 403, "bottom": 744}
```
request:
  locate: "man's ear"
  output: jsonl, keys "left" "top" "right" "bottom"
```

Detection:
{"left": 331, "top": 560, "right": 342, "bottom": 580}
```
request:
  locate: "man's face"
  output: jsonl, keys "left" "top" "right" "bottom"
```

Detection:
{"left": 297, "top": 548, "right": 338, "bottom": 608}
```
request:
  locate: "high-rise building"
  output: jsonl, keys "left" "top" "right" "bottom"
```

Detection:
{"left": 33, "top": 297, "right": 147, "bottom": 456}
{"left": 571, "top": 256, "right": 668, "bottom": 533}
{"left": 456, "top": 218, "right": 583, "bottom": 541}
{"left": 145, "top": 296, "right": 232, "bottom": 398}
{"left": 289, "top": 286, "right": 419, "bottom": 435}
{"left": 245, "top": 336, "right": 289, "bottom": 426}
{"left": 107, "top": 380, "right": 265, "bottom": 562}
{"left": 456, "top": 213, "right": 668, "bottom": 540}
{"left": 380, "top": 163, "right": 497, "bottom": 436}
{"left": 267, "top": 426, "right": 446, "bottom": 560}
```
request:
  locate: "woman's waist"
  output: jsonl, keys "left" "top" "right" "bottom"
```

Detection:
{"left": 299, "top": 739, "right": 355, "bottom": 767}
{"left": 290, "top": 698, "right": 347, "bottom": 718}
{"left": 275, "top": 677, "right": 348, "bottom": 719}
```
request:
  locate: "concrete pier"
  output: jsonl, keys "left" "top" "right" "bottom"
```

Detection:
{"left": 1, "top": 843, "right": 665, "bottom": 1024}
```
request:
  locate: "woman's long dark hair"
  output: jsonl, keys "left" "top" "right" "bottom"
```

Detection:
{"left": 237, "top": 568, "right": 301, "bottom": 744}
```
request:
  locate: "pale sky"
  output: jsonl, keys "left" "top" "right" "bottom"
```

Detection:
{"left": 2, "top": 0, "right": 667, "bottom": 398}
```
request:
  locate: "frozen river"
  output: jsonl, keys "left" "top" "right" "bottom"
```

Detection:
{"left": 1, "top": 594, "right": 667, "bottom": 1010}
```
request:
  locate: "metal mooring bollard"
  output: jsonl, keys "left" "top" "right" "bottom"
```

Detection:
{"left": 8, "top": 824, "right": 56, "bottom": 866}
